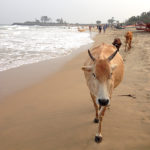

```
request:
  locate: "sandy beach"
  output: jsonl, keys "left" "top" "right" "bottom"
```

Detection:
{"left": 0, "top": 28, "right": 150, "bottom": 150}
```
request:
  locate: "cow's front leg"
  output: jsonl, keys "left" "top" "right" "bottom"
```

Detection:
{"left": 128, "top": 40, "right": 132, "bottom": 50}
{"left": 95, "top": 106, "right": 106, "bottom": 143}
{"left": 90, "top": 93, "right": 99, "bottom": 123}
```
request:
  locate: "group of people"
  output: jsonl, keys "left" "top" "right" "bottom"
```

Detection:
{"left": 88, "top": 24, "right": 108, "bottom": 33}
{"left": 97, "top": 24, "right": 108, "bottom": 33}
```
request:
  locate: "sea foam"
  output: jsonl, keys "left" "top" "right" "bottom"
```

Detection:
{"left": 0, "top": 25, "right": 93, "bottom": 71}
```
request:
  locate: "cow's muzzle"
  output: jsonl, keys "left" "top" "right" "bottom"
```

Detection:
{"left": 98, "top": 99, "right": 109, "bottom": 106}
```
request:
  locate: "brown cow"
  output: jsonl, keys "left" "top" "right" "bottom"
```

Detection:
{"left": 125, "top": 31, "right": 133, "bottom": 51}
{"left": 82, "top": 39, "right": 124, "bottom": 143}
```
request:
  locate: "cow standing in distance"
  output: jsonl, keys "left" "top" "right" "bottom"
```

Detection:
{"left": 125, "top": 31, "right": 133, "bottom": 51}
{"left": 82, "top": 38, "right": 124, "bottom": 143}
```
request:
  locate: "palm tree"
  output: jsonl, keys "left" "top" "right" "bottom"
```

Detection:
{"left": 41, "top": 16, "right": 51, "bottom": 23}
{"left": 108, "top": 17, "right": 115, "bottom": 25}
{"left": 96, "top": 20, "right": 101, "bottom": 25}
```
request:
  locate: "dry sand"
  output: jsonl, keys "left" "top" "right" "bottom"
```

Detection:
{"left": 0, "top": 28, "right": 150, "bottom": 150}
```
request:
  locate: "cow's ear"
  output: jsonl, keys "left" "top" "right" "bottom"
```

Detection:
{"left": 81, "top": 66, "right": 92, "bottom": 72}
{"left": 111, "top": 64, "right": 117, "bottom": 71}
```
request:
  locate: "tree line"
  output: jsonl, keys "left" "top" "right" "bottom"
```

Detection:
{"left": 39, "top": 12, "right": 150, "bottom": 26}
{"left": 97, "top": 10, "right": 150, "bottom": 26}
{"left": 96, "top": 17, "right": 120, "bottom": 26}
{"left": 35, "top": 16, "right": 67, "bottom": 24}
{"left": 125, "top": 11, "right": 150, "bottom": 25}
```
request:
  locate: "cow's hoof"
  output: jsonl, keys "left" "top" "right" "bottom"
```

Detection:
{"left": 93, "top": 118, "right": 99, "bottom": 123}
{"left": 95, "top": 135, "right": 102, "bottom": 143}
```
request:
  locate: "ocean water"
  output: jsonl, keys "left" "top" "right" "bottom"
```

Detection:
{"left": 0, "top": 25, "right": 93, "bottom": 72}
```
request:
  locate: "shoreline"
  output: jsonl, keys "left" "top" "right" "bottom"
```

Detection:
{"left": 0, "top": 42, "right": 93, "bottom": 100}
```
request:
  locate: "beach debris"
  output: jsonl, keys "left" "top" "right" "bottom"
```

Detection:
{"left": 118, "top": 94, "right": 136, "bottom": 99}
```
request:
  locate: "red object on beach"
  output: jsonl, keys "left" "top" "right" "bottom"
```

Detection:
{"left": 144, "top": 23, "right": 150, "bottom": 32}
{"left": 136, "top": 22, "right": 146, "bottom": 30}
{"left": 136, "top": 22, "right": 150, "bottom": 32}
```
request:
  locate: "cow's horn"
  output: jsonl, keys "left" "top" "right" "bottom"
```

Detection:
{"left": 88, "top": 49, "right": 95, "bottom": 61}
{"left": 107, "top": 49, "right": 119, "bottom": 61}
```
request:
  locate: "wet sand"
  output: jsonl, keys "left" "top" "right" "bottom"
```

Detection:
{"left": 0, "top": 28, "right": 150, "bottom": 150}
{"left": 0, "top": 43, "right": 93, "bottom": 99}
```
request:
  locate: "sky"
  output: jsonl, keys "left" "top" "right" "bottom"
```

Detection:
{"left": 0, "top": 0, "right": 150, "bottom": 24}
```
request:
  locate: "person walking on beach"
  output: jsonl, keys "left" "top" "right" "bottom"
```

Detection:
{"left": 103, "top": 24, "right": 107, "bottom": 33}
{"left": 98, "top": 25, "right": 102, "bottom": 33}
{"left": 89, "top": 26, "right": 92, "bottom": 32}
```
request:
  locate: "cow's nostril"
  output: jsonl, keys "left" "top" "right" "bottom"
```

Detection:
{"left": 98, "top": 99, "right": 109, "bottom": 106}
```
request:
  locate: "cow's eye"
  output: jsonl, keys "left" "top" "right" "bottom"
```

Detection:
{"left": 92, "top": 73, "right": 96, "bottom": 78}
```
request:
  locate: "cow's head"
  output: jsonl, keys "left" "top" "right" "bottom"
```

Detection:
{"left": 112, "top": 38, "right": 122, "bottom": 50}
{"left": 82, "top": 49, "right": 118, "bottom": 106}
